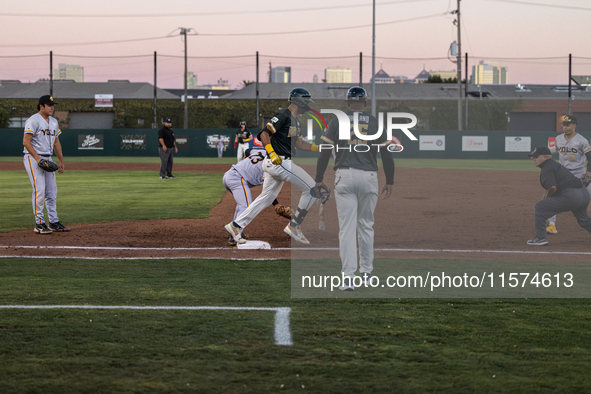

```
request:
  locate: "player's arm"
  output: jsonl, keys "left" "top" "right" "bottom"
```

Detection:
{"left": 159, "top": 138, "right": 167, "bottom": 151}
{"left": 381, "top": 148, "right": 395, "bottom": 200}
{"left": 258, "top": 129, "right": 282, "bottom": 165}
{"left": 295, "top": 137, "right": 319, "bottom": 152}
{"left": 549, "top": 146, "right": 558, "bottom": 155}
{"left": 585, "top": 150, "right": 591, "bottom": 175}
{"left": 23, "top": 133, "right": 42, "bottom": 163}
{"left": 53, "top": 136, "right": 65, "bottom": 173}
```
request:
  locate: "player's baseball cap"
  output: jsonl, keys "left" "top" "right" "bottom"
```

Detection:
{"left": 240, "top": 121, "right": 247, "bottom": 125}
{"left": 38, "top": 95, "right": 56, "bottom": 106}
{"left": 562, "top": 115, "right": 577, "bottom": 124}
{"left": 163, "top": 118, "right": 172, "bottom": 123}
{"left": 528, "top": 146, "right": 552, "bottom": 158}
{"left": 244, "top": 149, "right": 252, "bottom": 158}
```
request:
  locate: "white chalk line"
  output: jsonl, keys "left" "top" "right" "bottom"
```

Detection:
{"left": 0, "top": 305, "right": 293, "bottom": 346}
{"left": 0, "top": 255, "right": 281, "bottom": 261}
{"left": 2, "top": 245, "right": 591, "bottom": 256}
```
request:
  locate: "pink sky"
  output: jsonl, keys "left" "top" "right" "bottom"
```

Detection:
{"left": 1, "top": 0, "right": 590, "bottom": 89}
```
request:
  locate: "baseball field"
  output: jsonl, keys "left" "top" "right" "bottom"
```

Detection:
{"left": 1, "top": 156, "right": 591, "bottom": 392}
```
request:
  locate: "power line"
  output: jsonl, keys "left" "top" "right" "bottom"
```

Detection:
{"left": 0, "top": 0, "right": 434, "bottom": 18}
{"left": 0, "top": 36, "right": 174, "bottom": 48}
{"left": 484, "top": 0, "right": 591, "bottom": 12}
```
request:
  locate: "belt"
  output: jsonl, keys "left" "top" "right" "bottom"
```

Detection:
{"left": 337, "top": 167, "right": 374, "bottom": 172}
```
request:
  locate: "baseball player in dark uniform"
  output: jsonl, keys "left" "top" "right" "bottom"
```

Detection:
{"left": 158, "top": 118, "right": 178, "bottom": 179}
{"left": 527, "top": 146, "right": 591, "bottom": 246}
{"left": 234, "top": 121, "right": 252, "bottom": 162}
{"left": 224, "top": 88, "right": 320, "bottom": 245}
{"left": 315, "top": 87, "right": 395, "bottom": 290}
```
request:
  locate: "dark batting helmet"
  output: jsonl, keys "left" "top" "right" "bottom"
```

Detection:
{"left": 240, "top": 121, "right": 247, "bottom": 126}
{"left": 288, "top": 88, "right": 314, "bottom": 109}
{"left": 346, "top": 86, "right": 368, "bottom": 102}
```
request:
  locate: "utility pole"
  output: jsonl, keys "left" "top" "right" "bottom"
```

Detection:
{"left": 465, "top": 52, "right": 468, "bottom": 130}
{"left": 153, "top": 51, "right": 157, "bottom": 129}
{"left": 49, "top": 51, "right": 53, "bottom": 97}
{"left": 256, "top": 51, "right": 260, "bottom": 128}
{"left": 359, "top": 52, "right": 363, "bottom": 87}
{"left": 180, "top": 28, "right": 191, "bottom": 129}
{"left": 568, "top": 53, "right": 572, "bottom": 115}
{"left": 455, "top": 0, "right": 462, "bottom": 131}
{"left": 371, "top": 0, "right": 376, "bottom": 116}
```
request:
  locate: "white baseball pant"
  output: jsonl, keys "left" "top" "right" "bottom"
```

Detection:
{"left": 334, "top": 168, "right": 379, "bottom": 278}
{"left": 234, "top": 157, "right": 316, "bottom": 229}
{"left": 222, "top": 168, "right": 253, "bottom": 221}
{"left": 237, "top": 143, "right": 249, "bottom": 162}
{"left": 24, "top": 154, "right": 59, "bottom": 225}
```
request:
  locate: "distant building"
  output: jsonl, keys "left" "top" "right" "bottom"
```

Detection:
{"left": 471, "top": 61, "right": 508, "bottom": 84}
{"left": 325, "top": 67, "right": 352, "bottom": 83}
{"left": 429, "top": 71, "right": 457, "bottom": 80}
{"left": 271, "top": 67, "right": 291, "bottom": 83}
{"left": 414, "top": 67, "right": 430, "bottom": 83}
{"left": 54, "top": 64, "right": 83, "bottom": 83}
{"left": 371, "top": 66, "right": 412, "bottom": 84}
{"left": 186, "top": 72, "right": 198, "bottom": 89}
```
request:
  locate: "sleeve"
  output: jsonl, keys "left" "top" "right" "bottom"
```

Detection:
{"left": 265, "top": 112, "right": 287, "bottom": 135}
{"left": 158, "top": 128, "right": 164, "bottom": 139}
{"left": 319, "top": 118, "right": 338, "bottom": 145}
{"left": 24, "top": 117, "right": 36, "bottom": 134}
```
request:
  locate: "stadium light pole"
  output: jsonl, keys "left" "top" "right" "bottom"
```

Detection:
{"left": 454, "top": 0, "right": 462, "bottom": 131}
{"left": 371, "top": 0, "right": 376, "bottom": 116}
{"left": 180, "top": 27, "right": 192, "bottom": 129}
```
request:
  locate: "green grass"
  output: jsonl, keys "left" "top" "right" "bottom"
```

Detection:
{"left": 1, "top": 156, "right": 540, "bottom": 171}
{"left": 0, "top": 258, "right": 590, "bottom": 393}
{"left": 0, "top": 171, "right": 225, "bottom": 232}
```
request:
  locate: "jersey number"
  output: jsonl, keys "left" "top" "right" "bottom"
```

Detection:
{"left": 249, "top": 152, "right": 265, "bottom": 164}
{"left": 349, "top": 124, "right": 369, "bottom": 145}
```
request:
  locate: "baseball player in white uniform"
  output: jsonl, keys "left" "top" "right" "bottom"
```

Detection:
{"left": 315, "top": 87, "right": 395, "bottom": 291}
{"left": 23, "top": 95, "right": 70, "bottom": 234}
{"left": 216, "top": 135, "right": 225, "bottom": 158}
{"left": 224, "top": 88, "right": 321, "bottom": 245}
{"left": 222, "top": 148, "right": 283, "bottom": 245}
{"left": 235, "top": 121, "right": 252, "bottom": 162}
{"left": 547, "top": 115, "right": 591, "bottom": 234}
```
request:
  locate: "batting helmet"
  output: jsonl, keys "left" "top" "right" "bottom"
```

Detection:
{"left": 240, "top": 121, "right": 247, "bottom": 126}
{"left": 288, "top": 88, "right": 314, "bottom": 109}
{"left": 244, "top": 148, "right": 252, "bottom": 158}
{"left": 346, "top": 86, "right": 368, "bottom": 102}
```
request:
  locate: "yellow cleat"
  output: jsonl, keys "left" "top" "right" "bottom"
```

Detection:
{"left": 546, "top": 225, "right": 558, "bottom": 234}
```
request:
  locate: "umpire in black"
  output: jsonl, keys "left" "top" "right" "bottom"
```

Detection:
{"left": 527, "top": 146, "right": 591, "bottom": 245}
{"left": 158, "top": 118, "right": 178, "bottom": 179}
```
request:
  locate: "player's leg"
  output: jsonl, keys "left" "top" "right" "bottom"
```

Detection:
{"left": 44, "top": 171, "right": 59, "bottom": 225}
{"left": 571, "top": 188, "right": 591, "bottom": 235}
{"left": 158, "top": 147, "right": 167, "bottom": 178}
{"left": 237, "top": 144, "right": 244, "bottom": 162}
{"left": 233, "top": 160, "right": 284, "bottom": 229}
{"left": 546, "top": 215, "right": 558, "bottom": 234}
{"left": 287, "top": 161, "right": 317, "bottom": 224}
{"left": 533, "top": 192, "right": 575, "bottom": 240}
{"left": 167, "top": 149, "right": 174, "bottom": 177}
{"left": 24, "top": 154, "right": 47, "bottom": 227}
{"left": 334, "top": 169, "right": 359, "bottom": 279}
{"left": 356, "top": 171, "right": 379, "bottom": 276}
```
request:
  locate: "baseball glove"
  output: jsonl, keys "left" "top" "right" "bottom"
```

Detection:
{"left": 310, "top": 185, "right": 331, "bottom": 205}
{"left": 275, "top": 205, "right": 293, "bottom": 219}
{"left": 582, "top": 173, "right": 591, "bottom": 187}
{"left": 38, "top": 159, "right": 60, "bottom": 172}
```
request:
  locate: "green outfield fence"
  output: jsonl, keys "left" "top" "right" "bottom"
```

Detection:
{"left": 0, "top": 128, "right": 579, "bottom": 159}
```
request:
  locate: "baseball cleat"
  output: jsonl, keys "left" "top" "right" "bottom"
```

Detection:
{"left": 241, "top": 233, "right": 249, "bottom": 240}
{"left": 228, "top": 236, "right": 237, "bottom": 246}
{"left": 34, "top": 223, "right": 53, "bottom": 234}
{"left": 48, "top": 222, "right": 70, "bottom": 232}
{"left": 526, "top": 237, "right": 549, "bottom": 246}
{"left": 224, "top": 222, "right": 245, "bottom": 244}
{"left": 284, "top": 224, "right": 310, "bottom": 244}
{"left": 546, "top": 225, "right": 558, "bottom": 234}
{"left": 359, "top": 273, "right": 373, "bottom": 287}
{"left": 339, "top": 277, "right": 355, "bottom": 291}
{"left": 166, "top": 175, "right": 176, "bottom": 179}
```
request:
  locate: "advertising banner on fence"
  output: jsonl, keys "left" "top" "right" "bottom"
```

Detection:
{"left": 462, "top": 136, "right": 488, "bottom": 151}
{"left": 94, "top": 94, "right": 113, "bottom": 108}
{"left": 78, "top": 134, "right": 104, "bottom": 150}
{"left": 175, "top": 135, "right": 189, "bottom": 150}
{"left": 419, "top": 135, "right": 445, "bottom": 151}
{"left": 505, "top": 136, "right": 531, "bottom": 152}
{"left": 120, "top": 134, "right": 146, "bottom": 150}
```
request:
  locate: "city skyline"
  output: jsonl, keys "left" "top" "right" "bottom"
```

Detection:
{"left": 1, "top": 0, "right": 590, "bottom": 89}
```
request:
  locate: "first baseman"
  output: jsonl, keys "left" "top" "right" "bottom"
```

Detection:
{"left": 546, "top": 115, "right": 591, "bottom": 234}
{"left": 224, "top": 88, "right": 320, "bottom": 245}
{"left": 527, "top": 146, "right": 591, "bottom": 246}
{"left": 315, "top": 87, "right": 395, "bottom": 290}
{"left": 23, "top": 95, "right": 70, "bottom": 234}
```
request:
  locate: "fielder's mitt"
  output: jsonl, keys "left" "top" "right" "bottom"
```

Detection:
{"left": 38, "top": 159, "right": 60, "bottom": 172}
{"left": 310, "top": 185, "right": 331, "bottom": 205}
{"left": 275, "top": 205, "right": 293, "bottom": 219}
{"left": 582, "top": 173, "right": 591, "bottom": 187}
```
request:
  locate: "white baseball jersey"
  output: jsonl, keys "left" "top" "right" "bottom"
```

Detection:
{"left": 23, "top": 113, "right": 61, "bottom": 156}
{"left": 231, "top": 150, "right": 266, "bottom": 187}
{"left": 551, "top": 133, "right": 591, "bottom": 177}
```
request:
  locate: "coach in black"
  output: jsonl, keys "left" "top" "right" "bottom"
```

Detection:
{"left": 158, "top": 118, "right": 178, "bottom": 179}
{"left": 527, "top": 146, "right": 591, "bottom": 246}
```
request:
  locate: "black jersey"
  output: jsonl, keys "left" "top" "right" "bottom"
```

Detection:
{"left": 261, "top": 108, "right": 300, "bottom": 158}
{"left": 236, "top": 129, "right": 251, "bottom": 144}
{"left": 539, "top": 158, "right": 584, "bottom": 194}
